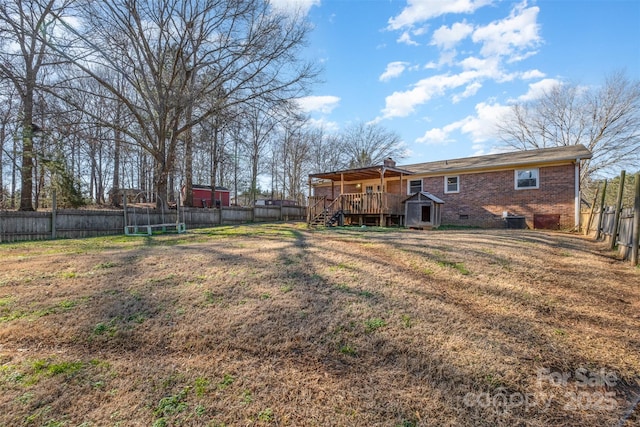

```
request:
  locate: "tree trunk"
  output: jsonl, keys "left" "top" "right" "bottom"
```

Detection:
{"left": 154, "top": 157, "right": 168, "bottom": 210}
{"left": 0, "top": 122, "right": 4, "bottom": 204}
{"left": 184, "top": 127, "right": 193, "bottom": 206}
{"left": 210, "top": 124, "right": 219, "bottom": 208}
{"left": 111, "top": 106, "right": 122, "bottom": 206}
{"left": 11, "top": 135, "right": 17, "bottom": 209}
{"left": 19, "top": 93, "right": 35, "bottom": 211}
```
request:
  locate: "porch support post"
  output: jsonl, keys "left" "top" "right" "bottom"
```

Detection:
{"left": 340, "top": 173, "right": 344, "bottom": 212}
{"left": 574, "top": 160, "right": 581, "bottom": 229}
{"left": 379, "top": 168, "right": 385, "bottom": 226}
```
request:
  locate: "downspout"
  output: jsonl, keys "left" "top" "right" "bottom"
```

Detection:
{"left": 575, "top": 158, "right": 581, "bottom": 230}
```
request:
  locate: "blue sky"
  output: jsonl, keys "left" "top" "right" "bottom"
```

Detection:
{"left": 278, "top": 0, "right": 640, "bottom": 166}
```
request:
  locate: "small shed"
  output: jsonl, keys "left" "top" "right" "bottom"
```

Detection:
{"left": 404, "top": 192, "right": 444, "bottom": 229}
{"left": 183, "top": 185, "right": 230, "bottom": 208}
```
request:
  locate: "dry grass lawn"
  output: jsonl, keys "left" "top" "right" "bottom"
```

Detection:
{"left": 0, "top": 223, "right": 638, "bottom": 427}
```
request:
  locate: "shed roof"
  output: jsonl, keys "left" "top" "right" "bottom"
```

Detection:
{"left": 404, "top": 191, "right": 445, "bottom": 204}
{"left": 192, "top": 185, "right": 230, "bottom": 191}
{"left": 402, "top": 144, "right": 592, "bottom": 175}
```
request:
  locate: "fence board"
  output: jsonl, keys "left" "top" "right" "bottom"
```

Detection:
{"left": 581, "top": 206, "right": 637, "bottom": 262}
{"left": 0, "top": 205, "right": 306, "bottom": 243}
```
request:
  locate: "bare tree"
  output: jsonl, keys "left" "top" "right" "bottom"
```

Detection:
{"left": 0, "top": 82, "right": 19, "bottom": 206}
{"left": 48, "top": 0, "right": 318, "bottom": 209}
{"left": 284, "top": 128, "right": 315, "bottom": 204}
{"left": 268, "top": 115, "right": 320, "bottom": 204}
{"left": 339, "top": 122, "right": 406, "bottom": 168}
{"left": 0, "top": 0, "right": 74, "bottom": 210}
{"left": 307, "top": 128, "right": 346, "bottom": 174}
{"left": 239, "top": 103, "right": 279, "bottom": 204}
{"left": 497, "top": 70, "right": 640, "bottom": 185}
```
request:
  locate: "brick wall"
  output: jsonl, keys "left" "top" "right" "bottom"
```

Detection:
{"left": 419, "top": 164, "right": 576, "bottom": 228}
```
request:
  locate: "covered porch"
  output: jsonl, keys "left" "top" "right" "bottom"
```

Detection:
{"left": 307, "top": 160, "right": 414, "bottom": 226}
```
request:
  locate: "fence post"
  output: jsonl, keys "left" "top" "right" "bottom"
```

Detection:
{"left": 632, "top": 172, "right": 640, "bottom": 266}
{"left": 51, "top": 190, "right": 57, "bottom": 240}
{"left": 584, "top": 185, "right": 599, "bottom": 236}
{"left": 609, "top": 171, "right": 625, "bottom": 250}
{"left": 595, "top": 180, "right": 607, "bottom": 240}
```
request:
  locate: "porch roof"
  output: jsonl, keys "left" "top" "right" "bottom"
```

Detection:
{"left": 309, "top": 165, "right": 414, "bottom": 182}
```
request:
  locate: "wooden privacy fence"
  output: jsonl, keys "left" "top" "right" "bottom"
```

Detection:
{"left": 581, "top": 206, "right": 638, "bottom": 264}
{"left": 0, "top": 205, "right": 306, "bottom": 243}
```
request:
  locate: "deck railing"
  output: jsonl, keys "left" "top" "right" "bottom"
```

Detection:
{"left": 308, "top": 192, "right": 404, "bottom": 221}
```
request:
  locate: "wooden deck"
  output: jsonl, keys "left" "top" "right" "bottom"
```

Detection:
{"left": 308, "top": 193, "right": 405, "bottom": 226}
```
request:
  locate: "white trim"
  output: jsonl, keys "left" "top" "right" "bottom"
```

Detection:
{"left": 444, "top": 175, "right": 460, "bottom": 194}
{"left": 514, "top": 168, "right": 539, "bottom": 190}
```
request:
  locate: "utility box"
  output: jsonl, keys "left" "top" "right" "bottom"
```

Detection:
{"left": 504, "top": 215, "right": 527, "bottom": 229}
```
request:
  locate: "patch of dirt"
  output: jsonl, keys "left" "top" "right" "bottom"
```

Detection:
{"left": 0, "top": 224, "right": 638, "bottom": 426}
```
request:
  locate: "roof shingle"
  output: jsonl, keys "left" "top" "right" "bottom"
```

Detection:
{"left": 402, "top": 144, "right": 592, "bottom": 175}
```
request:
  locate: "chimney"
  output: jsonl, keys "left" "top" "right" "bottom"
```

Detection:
{"left": 383, "top": 157, "right": 396, "bottom": 168}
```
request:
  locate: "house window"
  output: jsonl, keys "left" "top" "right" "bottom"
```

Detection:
{"left": 365, "top": 185, "right": 374, "bottom": 194}
{"left": 408, "top": 179, "right": 422, "bottom": 194}
{"left": 515, "top": 169, "right": 539, "bottom": 189}
{"left": 445, "top": 176, "right": 459, "bottom": 193}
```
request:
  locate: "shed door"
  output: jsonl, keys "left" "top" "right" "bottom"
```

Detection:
{"left": 421, "top": 204, "right": 432, "bottom": 223}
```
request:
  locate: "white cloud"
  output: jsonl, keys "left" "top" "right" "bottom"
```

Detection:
{"left": 379, "top": 61, "right": 410, "bottom": 82}
{"left": 459, "top": 102, "right": 511, "bottom": 142}
{"left": 306, "top": 117, "right": 340, "bottom": 132}
{"left": 295, "top": 95, "right": 340, "bottom": 114}
{"left": 397, "top": 31, "right": 419, "bottom": 46}
{"left": 415, "top": 123, "right": 459, "bottom": 144}
{"left": 415, "top": 101, "right": 510, "bottom": 146}
{"left": 382, "top": 73, "right": 476, "bottom": 118}
{"left": 388, "top": 0, "right": 494, "bottom": 30}
{"left": 269, "top": 0, "right": 321, "bottom": 16}
{"left": 520, "top": 69, "right": 545, "bottom": 80}
{"left": 377, "top": 0, "right": 555, "bottom": 127}
{"left": 458, "top": 55, "right": 500, "bottom": 74}
{"left": 380, "top": 69, "right": 494, "bottom": 119}
{"left": 471, "top": 3, "right": 541, "bottom": 61}
{"left": 452, "top": 81, "right": 482, "bottom": 103}
{"left": 515, "top": 78, "right": 561, "bottom": 102}
{"left": 431, "top": 21, "right": 474, "bottom": 50}
{"left": 412, "top": 26, "right": 429, "bottom": 36}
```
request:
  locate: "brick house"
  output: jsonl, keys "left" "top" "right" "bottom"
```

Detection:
{"left": 308, "top": 145, "right": 592, "bottom": 229}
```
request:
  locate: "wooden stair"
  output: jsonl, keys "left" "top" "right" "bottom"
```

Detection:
{"left": 309, "top": 197, "right": 343, "bottom": 227}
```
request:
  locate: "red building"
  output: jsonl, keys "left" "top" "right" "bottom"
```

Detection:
{"left": 182, "top": 185, "right": 230, "bottom": 208}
